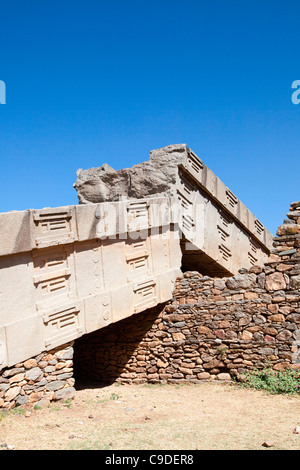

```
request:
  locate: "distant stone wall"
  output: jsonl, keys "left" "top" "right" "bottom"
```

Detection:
{"left": 0, "top": 343, "right": 75, "bottom": 409}
{"left": 74, "top": 202, "right": 300, "bottom": 385}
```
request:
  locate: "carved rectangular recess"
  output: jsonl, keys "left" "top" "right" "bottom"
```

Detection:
{"left": 254, "top": 219, "right": 264, "bottom": 235}
{"left": 33, "top": 246, "right": 75, "bottom": 310}
{"left": 125, "top": 239, "right": 151, "bottom": 281}
{"left": 248, "top": 252, "right": 258, "bottom": 266}
{"left": 43, "top": 302, "right": 82, "bottom": 349}
{"left": 219, "top": 244, "right": 232, "bottom": 262}
{"left": 133, "top": 278, "right": 157, "bottom": 312}
{"left": 179, "top": 172, "right": 196, "bottom": 198}
{"left": 127, "top": 201, "right": 149, "bottom": 231}
{"left": 126, "top": 251, "right": 149, "bottom": 271}
{"left": 217, "top": 225, "right": 229, "bottom": 242}
{"left": 177, "top": 190, "right": 193, "bottom": 212}
{"left": 187, "top": 150, "right": 204, "bottom": 176}
{"left": 177, "top": 190, "right": 195, "bottom": 235}
{"left": 33, "top": 208, "right": 75, "bottom": 247}
{"left": 225, "top": 189, "right": 238, "bottom": 208}
{"left": 218, "top": 209, "right": 232, "bottom": 228}
{"left": 248, "top": 238, "right": 259, "bottom": 265}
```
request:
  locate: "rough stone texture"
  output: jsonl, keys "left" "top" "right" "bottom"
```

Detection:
{"left": 0, "top": 343, "right": 75, "bottom": 409}
{"left": 74, "top": 144, "right": 187, "bottom": 204}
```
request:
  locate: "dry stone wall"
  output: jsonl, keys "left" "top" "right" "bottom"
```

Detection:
{"left": 74, "top": 202, "right": 300, "bottom": 385}
{"left": 0, "top": 342, "right": 75, "bottom": 409}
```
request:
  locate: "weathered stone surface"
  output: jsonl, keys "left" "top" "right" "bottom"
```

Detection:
{"left": 226, "top": 274, "right": 257, "bottom": 290}
{"left": 55, "top": 387, "right": 76, "bottom": 401}
{"left": 74, "top": 144, "right": 187, "bottom": 203}
{"left": 25, "top": 367, "right": 43, "bottom": 382}
{"left": 4, "top": 386, "right": 20, "bottom": 401}
{"left": 276, "top": 224, "right": 300, "bottom": 236}
{"left": 290, "top": 275, "right": 300, "bottom": 289}
{"left": 265, "top": 272, "right": 286, "bottom": 291}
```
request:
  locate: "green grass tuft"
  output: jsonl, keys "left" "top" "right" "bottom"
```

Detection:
{"left": 240, "top": 367, "right": 300, "bottom": 395}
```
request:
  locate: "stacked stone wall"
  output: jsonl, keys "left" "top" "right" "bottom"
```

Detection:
{"left": 0, "top": 343, "right": 75, "bottom": 409}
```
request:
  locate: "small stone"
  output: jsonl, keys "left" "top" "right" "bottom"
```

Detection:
{"left": 23, "top": 359, "right": 38, "bottom": 369}
{"left": 172, "top": 332, "right": 185, "bottom": 341}
{"left": 293, "top": 426, "right": 300, "bottom": 434}
{"left": 45, "top": 380, "right": 65, "bottom": 391}
{"left": 29, "top": 392, "right": 43, "bottom": 403}
{"left": 276, "top": 224, "right": 300, "bottom": 236}
{"left": 265, "top": 272, "right": 286, "bottom": 291}
{"left": 217, "top": 373, "right": 231, "bottom": 381}
{"left": 25, "top": 367, "right": 43, "bottom": 382}
{"left": 55, "top": 386, "right": 76, "bottom": 401}
{"left": 262, "top": 441, "right": 275, "bottom": 448}
{"left": 290, "top": 275, "right": 300, "bottom": 289}
{"left": 4, "top": 386, "right": 20, "bottom": 402}
{"left": 226, "top": 274, "right": 257, "bottom": 290}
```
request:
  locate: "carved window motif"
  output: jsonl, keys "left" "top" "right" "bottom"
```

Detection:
{"left": 33, "top": 209, "right": 75, "bottom": 247}
{"left": 219, "top": 210, "right": 232, "bottom": 228}
{"left": 44, "top": 303, "right": 82, "bottom": 349}
{"left": 254, "top": 219, "right": 264, "bottom": 235}
{"left": 219, "top": 244, "right": 232, "bottom": 261}
{"left": 33, "top": 247, "right": 74, "bottom": 309}
{"left": 34, "top": 270, "right": 72, "bottom": 304}
{"left": 125, "top": 240, "right": 150, "bottom": 280}
{"left": 40, "top": 273, "right": 70, "bottom": 294}
{"left": 177, "top": 190, "right": 192, "bottom": 211}
{"left": 179, "top": 172, "right": 195, "bottom": 198}
{"left": 177, "top": 190, "right": 195, "bottom": 234}
{"left": 248, "top": 239, "right": 259, "bottom": 265}
{"left": 249, "top": 239, "right": 258, "bottom": 254}
{"left": 127, "top": 201, "right": 149, "bottom": 231}
{"left": 217, "top": 225, "right": 229, "bottom": 242}
{"left": 225, "top": 189, "right": 238, "bottom": 208}
{"left": 187, "top": 151, "right": 204, "bottom": 175}
{"left": 133, "top": 279, "right": 157, "bottom": 312}
{"left": 34, "top": 250, "right": 66, "bottom": 272}
{"left": 182, "top": 215, "right": 195, "bottom": 232}
{"left": 248, "top": 252, "right": 258, "bottom": 266}
{"left": 127, "top": 253, "right": 149, "bottom": 272}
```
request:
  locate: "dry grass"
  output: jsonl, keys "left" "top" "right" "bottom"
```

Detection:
{"left": 0, "top": 381, "right": 299, "bottom": 450}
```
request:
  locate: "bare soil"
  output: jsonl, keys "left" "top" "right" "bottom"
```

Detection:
{"left": 0, "top": 381, "right": 299, "bottom": 451}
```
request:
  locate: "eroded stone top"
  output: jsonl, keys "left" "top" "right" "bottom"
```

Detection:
{"left": 74, "top": 144, "right": 188, "bottom": 204}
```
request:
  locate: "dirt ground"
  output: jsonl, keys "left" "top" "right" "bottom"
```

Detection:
{"left": 0, "top": 381, "right": 299, "bottom": 451}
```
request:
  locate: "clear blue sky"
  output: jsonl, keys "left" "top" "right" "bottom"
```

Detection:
{"left": 1, "top": 0, "right": 299, "bottom": 235}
